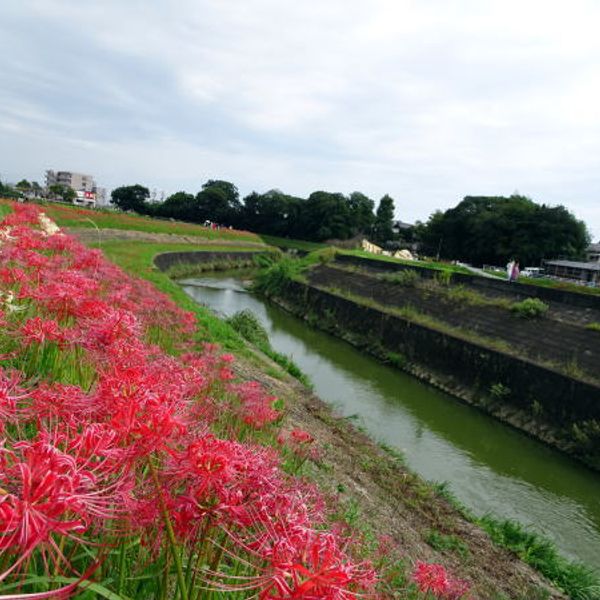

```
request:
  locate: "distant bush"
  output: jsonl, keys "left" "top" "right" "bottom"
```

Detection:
{"left": 511, "top": 298, "right": 549, "bottom": 319}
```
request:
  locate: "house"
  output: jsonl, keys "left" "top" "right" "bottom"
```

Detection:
{"left": 392, "top": 220, "right": 413, "bottom": 235}
{"left": 542, "top": 259, "right": 600, "bottom": 286}
{"left": 586, "top": 243, "right": 600, "bottom": 263}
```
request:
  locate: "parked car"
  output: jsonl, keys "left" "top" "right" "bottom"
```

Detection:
{"left": 521, "top": 267, "right": 544, "bottom": 278}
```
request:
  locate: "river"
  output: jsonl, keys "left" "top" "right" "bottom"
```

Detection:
{"left": 181, "top": 273, "right": 600, "bottom": 571}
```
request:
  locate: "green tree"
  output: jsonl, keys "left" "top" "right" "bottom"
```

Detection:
{"left": 196, "top": 180, "right": 242, "bottom": 225}
{"left": 15, "top": 179, "right": 31, "bottom": 190}
{"left": 110, "top": 185, "right": 150, "bottom": 213}
{"left": 298, "top": 191, "right": 352, "bottom": 241}
{"left": 49, "top": 184, "right": 76, "bottom": 203}
{"left": 155, "top": 191, "right": 196, "bottom": 220}
{"left": 418, "top": 195, "right": 590, "bottom": 265}
{"left": 348, "top": 191, "right": 375, "bottom": 236}
{"left": 241, "top": 190, "right": 301, "bottom": 236}
{"left": 372, "top": 194, "right": 395, "bottom": 244}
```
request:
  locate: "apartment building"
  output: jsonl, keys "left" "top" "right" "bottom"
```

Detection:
{"left": 46, "top": 170, "right": 96, "bottom": 192}
{"left": 45, "top": 170, "right": 102, "bottom": 206}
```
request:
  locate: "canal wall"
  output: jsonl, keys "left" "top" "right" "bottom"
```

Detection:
{"left": 270, "top": 279, "right": 600, "bottom": 470}
{"left": 154, "top": 250, "right": 268, "bottom": 272}
{"left": 336, "top": 254, "right": 600, "bottom": 311}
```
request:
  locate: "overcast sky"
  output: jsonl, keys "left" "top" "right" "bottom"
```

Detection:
{"left": 1, "top": 0, "right": 599, "bottom": 238}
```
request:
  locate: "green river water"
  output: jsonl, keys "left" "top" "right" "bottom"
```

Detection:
{"left": 181, "top": 274, "right": 600, "bottom": 572}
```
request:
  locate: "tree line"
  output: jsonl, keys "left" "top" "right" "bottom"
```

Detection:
{"left": 110, "top": 181, "right": 396, "bottom": 243}
{"left": 109, "top": 183, "right": 591, "bottom": 265}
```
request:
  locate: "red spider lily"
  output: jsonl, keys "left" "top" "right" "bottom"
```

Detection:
{"left": 229, "top": 381, "right": 281, "bottom": 429}
{"left": 412, "top": 561, "right": 471, "bottom": 599}
{"left": 93, "top": 362, "right": 189, "bottom": 457}
{"left": 291, "top": 429, "right": 314, "bottom": 444}
{"left": 0, "top": 368, "right": 28, "bottom": 433}
{"left": 0, "top": 206, "right": 389, "bottom": 598}
{"left": 29, "top": 383, "right": 93, "bottom": 425}
{"left": 198, "top": 523, "right": 376, "bottom": 599}
{"left": 0, "top": 437, "right": 126, "bottom": 581}
{"left": 278, "top": 429, "right": 320, "bottom": 465}
{"left": 19, "top": 317, "right": 67, "bottom": 346}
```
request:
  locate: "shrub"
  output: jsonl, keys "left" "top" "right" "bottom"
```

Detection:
{"left": 490, "top": 382, "right": 511, "bottom": 400}
{"left": 511, "top": 298, "right": 549, "bottom": 319}
{"left": 226, "top": 309, "right": 311, "bottom": 386}
{"left": 226, "top": 309, "right": 270, "bottom": 347}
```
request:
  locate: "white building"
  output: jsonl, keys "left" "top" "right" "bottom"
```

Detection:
{"left": 45, "top": 170, "right": 103, "bottom": 207}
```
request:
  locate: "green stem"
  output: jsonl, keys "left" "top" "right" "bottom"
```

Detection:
{"left": 148, "top": 457, "right": 189, "bottom": 600}
{"left": 117, "top": 539, "right": 127, "bottom": 595}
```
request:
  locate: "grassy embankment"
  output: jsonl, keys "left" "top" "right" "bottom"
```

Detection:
{"left": 3, "top": 202, "right": 411, "bottom": 599}
{"left": 94, "top": 240, "right": 309, "bottom": 386}
{"left": 29, "top": 199, "right": 261, "bottom": 242}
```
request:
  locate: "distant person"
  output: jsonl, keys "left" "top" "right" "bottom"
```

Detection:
{"left": 510, "top": 260, "right": 520, "bottom": 283}
{"left": 506, "top": 259, "right": 515, "bottom": 281}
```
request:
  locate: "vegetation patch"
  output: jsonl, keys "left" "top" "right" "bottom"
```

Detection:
{"left": 511, "top": 298, "right": 550, "bottom": 319}
{"left": 227, "top": 309, "right": 311, "bottom": 387}
{"left": 478, "top": 516, "right": 600, "bottom": 600}
{"left": 382, "top": 269, "right": 421, "bottom": 286}
{"left": 425, "top": 530, "right": 470, "bottom": 559}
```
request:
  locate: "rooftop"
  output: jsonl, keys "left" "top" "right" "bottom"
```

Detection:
{"left": 544, "top": 259, "right": 600, "bottom": 272}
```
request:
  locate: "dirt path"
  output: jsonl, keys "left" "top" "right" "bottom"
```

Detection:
{"left": 234, "top": 356, "right": 565, "bottom": 599}
{"left": 68, "top": 227, "right": 269, "bottom": 248}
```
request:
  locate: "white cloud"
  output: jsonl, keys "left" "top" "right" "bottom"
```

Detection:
{"left": 1, "top": 0, "right": 600, "bottom": 237}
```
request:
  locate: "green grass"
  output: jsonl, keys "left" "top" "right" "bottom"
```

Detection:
{"left": 519, "top": 276, "right": 600, "bottom": 297}
{"left": 225, "top": 309, "right": 311, "bottom": 386}
{"left": 381, "top": 270, "right": 420, "bottom": 286}
{"left": 585, "top": 322, "right": 600, "bottom": 332}
{"left": 0, "top": 202, "right": 13, "bottom": 219}
{"left": 258, "top": 234, "right": 327, "bottom": 252}
{"left": 164, "top": 255, "right": 265, "bottom": 280}
{"left": 479, "top": 516, "right": 600, "bottom": 600}
{"left": 1, "top": 198, "right": 263, "bottom": 243}
{"left": 511, "top": 298, "right": 549, "bottom": 319}
{"left": 342, "top": 249, "right": 473, "bottom": 275}
{"left": 425, "top": 530, "right": 470, "bottom": 559}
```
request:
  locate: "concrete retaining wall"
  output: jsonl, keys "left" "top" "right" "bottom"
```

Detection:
{"left": 154, "top": 250, "right": 267, "bottom": 272}
{"left": 273, "top": 279, "right": 600, "bottom": 467}
{"left": 336, "top": 254, "right": 600, "bottom": 311}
